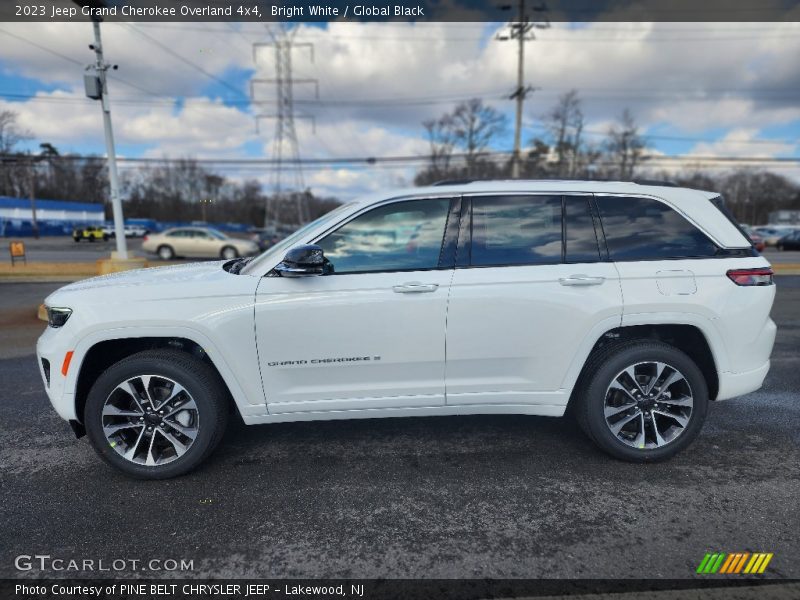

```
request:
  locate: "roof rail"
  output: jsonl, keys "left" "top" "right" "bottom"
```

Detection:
{"left": 431, "top": 177, "right": 679, "bottom": 187}
{"left": 432, "top": 179, "right": 477, "bottom": 186}
{"left": 631, "top": 179, "right": 678, "bottom": 187}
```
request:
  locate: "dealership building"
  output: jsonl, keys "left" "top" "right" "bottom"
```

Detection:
{"left": 0, "top": 196, "right": 105, "bottom": 236}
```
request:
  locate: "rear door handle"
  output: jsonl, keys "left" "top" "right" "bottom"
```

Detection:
{"left": 559, "top": 275, "right": 605, "bottom": 287}
{"left": 393, "top": 282, "right": 439, "bottom": 294}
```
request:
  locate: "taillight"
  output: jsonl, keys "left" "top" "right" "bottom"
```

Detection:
{"left": 726, "top": 267, "right": 774, "bottom": 286}
{"left": 143, "top": 235, "right": 149, "bottom": 242}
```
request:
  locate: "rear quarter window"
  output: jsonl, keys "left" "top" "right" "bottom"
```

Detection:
{"left": 596, "top": 196, "right": 718, "bottom": 261}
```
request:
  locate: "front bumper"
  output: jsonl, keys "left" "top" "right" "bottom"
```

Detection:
{"left": 36, "top": 326, "right": 78, "bottom": 422}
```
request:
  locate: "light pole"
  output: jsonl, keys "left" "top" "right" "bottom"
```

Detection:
{"left": 78, "top": 4, "right": 128, "bottom": 259}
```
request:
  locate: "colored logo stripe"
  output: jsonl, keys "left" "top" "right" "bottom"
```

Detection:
{"left": 744, "top": 553, "right": 774, "bottom": 574}
{"left": 697, "top": 552, "right": 773, "bottom": 574}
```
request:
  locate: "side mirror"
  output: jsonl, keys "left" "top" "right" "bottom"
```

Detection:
{"left": 272, "top": 244, "right": 328, "bottom": 277}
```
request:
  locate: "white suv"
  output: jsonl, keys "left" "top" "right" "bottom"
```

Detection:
{"left": 37, "top": 180, "right": 776, "bottom": 478}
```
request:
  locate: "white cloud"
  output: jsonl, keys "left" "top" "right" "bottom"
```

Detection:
{"left": 0, "top": 90, "right": 256, "bottom": 156}
{"left": 689, "top": 128, "right": 797, "bottom": 158}
{"left": 2, "top": 20, "right": 800, "bottom": 195}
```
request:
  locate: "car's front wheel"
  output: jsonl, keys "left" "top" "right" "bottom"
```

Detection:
{"left": 84, "top": 349, "right": 229, "bottom": 479}
{"left": 574, "top": 341, "right": 708, "bottom": 462}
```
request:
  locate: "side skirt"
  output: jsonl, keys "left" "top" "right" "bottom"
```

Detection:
{"left": 240, "top": 403, "right": 567, "bottom": 425}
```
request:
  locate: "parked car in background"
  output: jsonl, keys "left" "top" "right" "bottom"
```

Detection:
{"left": 776, "top": 230, "right": 800, "bottom": 251}
{"left": 742, "top": 226, "right": 765, "bottom": 252}
{"left": 754, "top": 226, "right": 797, "bottom": 246}
{"left": 142, "top": 226, "right": 259, "bottom": 260}
{"left": 73, "top": 226, "right": 109, "bottom": 243}
{"left": 102, "top": 224, "right": 150, "bottom": 238}
{"left": 250, "top": 230, "right": 282, "bottom": 252}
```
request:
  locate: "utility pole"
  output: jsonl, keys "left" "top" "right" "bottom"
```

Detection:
{"left": 251, "top": 26, "right": 317, "bottom": 228}
{"left": 81, "top": 12, "right": 127, "bottom": 258}
{"left": 498, "top": 1, "right": 549, "bottom": 179}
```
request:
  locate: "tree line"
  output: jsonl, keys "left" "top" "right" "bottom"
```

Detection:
{"left": 415, "top": 92, "right": 800, "bottom": 225}
{"left": 2, "top": 98, "right": 800, "bottom": 228}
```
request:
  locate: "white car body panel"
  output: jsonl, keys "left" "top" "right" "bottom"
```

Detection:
{"left": 445, "top": 261, "right": 622, "bottom": 404}
{"left": 254, "top": 269, "right": 453, "bottom": 412}
{"left": 36, "top": 180, "right": 775, "bottom": 429}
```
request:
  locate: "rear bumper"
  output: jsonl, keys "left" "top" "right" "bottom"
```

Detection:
{"left": 716, "top": 360, "right": 771, "bottom": 400}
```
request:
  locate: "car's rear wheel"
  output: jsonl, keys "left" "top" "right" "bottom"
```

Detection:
{"left": 220, "top": 246, "right": 238, "bottom": 260}
{"left": 157, "top": 245, "right": 175, "bottom": 260}
{"left": 73, "top": 237, "right": 80, "bottom": 242}
{"left": 84, "top": 350, "right": 228, "bottom": 479}
{"left": 574, "top": 341, "right": 708, "bottom": 462}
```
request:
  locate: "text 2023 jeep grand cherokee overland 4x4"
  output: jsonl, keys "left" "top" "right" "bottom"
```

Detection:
{"left": 37, "top": 181, "right": 776, "bottom": 479}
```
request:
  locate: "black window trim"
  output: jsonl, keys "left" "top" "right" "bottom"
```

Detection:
{"left": 455, "top": 192, "right": 604, "bottom": 270}
{"left": 307, "top": 194, "right": 461, "bottom": 276}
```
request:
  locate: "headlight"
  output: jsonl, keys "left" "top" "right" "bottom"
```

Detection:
{"left": 47, "top": 307, "right": 72, "bottom": 328}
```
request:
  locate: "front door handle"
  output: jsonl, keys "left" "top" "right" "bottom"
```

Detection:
{"left": 393, "top": 282, "right": 439, "bottom": 294}
{"left": 559, "top": 275, "right": 605, "bottom": 287}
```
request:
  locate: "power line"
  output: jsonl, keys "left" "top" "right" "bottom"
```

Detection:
{"left": 0, "top": 27, "right": 161, "bottom": 97}
{"left": 121, "top": 24, "right": 249, "bottom": 100}
{"left": 4, "top": 152, "right": 798, "bottom": 167}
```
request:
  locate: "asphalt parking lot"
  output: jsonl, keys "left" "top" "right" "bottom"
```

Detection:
{"left": 0, "top": 279, "right": 798, "bottom": 581}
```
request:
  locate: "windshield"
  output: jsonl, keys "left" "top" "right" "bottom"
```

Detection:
{"left": 206, "top": 228, "right": 228, "bottom": 240}
{"left": 240, "top": 202, "right": 355, "bottom": 275}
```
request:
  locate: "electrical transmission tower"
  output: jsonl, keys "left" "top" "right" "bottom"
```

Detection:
{"left": 497, "top": 1, "right": 549, "bottom": 179}
{"left": 251, "top": 26, "right": 317, "bottom": 227}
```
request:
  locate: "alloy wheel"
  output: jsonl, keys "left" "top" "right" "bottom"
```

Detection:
{"left": 603, "top": 361, "right": 694, "bottom": 450}
{"left": 101, "top": 375, "right": 199, "bottom": 466}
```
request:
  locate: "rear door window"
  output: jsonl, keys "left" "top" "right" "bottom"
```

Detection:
{"left": 470, "top": 195, "right": 562, "bottom": 266}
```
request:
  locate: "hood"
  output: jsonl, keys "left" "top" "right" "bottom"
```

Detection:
{"left": 47, "top": 261, "right": 229, "bottom": 301}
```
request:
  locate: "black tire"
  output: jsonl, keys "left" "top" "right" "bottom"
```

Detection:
{"left": 88, "top": 236, "right": 95, "bottom": 243}
{"left": 103, "top": 234, "right": 109, "bottom": 242}
{"left": 157, "top": 245, "right": 175, "bottom": 260}
{"left": 84, "top": 349, "right": 229, "bottom": 479}
{"left": 73, "top": 237, "right": 80, "bottom": 243}
{"left": 220, "top": 245, "right": 238, "bottom": 260}
{"left": 573, "top": 341, "right": 708, "bottom": 462}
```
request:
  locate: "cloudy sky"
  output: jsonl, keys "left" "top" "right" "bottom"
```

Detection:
{"left": 1, "top": 20, "right": 799, "bottom": 199}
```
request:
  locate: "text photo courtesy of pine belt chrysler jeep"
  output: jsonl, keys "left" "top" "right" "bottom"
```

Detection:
{"left": 37, "top": 180, "right": 776, "bottom": 479}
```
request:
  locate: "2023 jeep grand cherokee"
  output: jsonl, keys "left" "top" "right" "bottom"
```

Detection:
{"left": 37, "top": 180, "right": 776, "bottom": 479}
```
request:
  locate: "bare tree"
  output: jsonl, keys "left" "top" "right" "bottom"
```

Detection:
{"left": 451, "top": 98, "right": 507, "bottom": 170}
{"left": 0, "top": 110, "right": 32, "bottom": 198}
{"left": 544, "top": 90, "right": 584, "bottom": 177}
{"left": 0, "top": 110, "right": 29, "bottom": 154}
{"left": 422, "top": 115, "right": 456, "bottom": 180}
{"left": 416, "top": 98, "right": 507, "bottom": 184}
{"left": 605, "top": 109, "right": 646, "bottom": 180}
